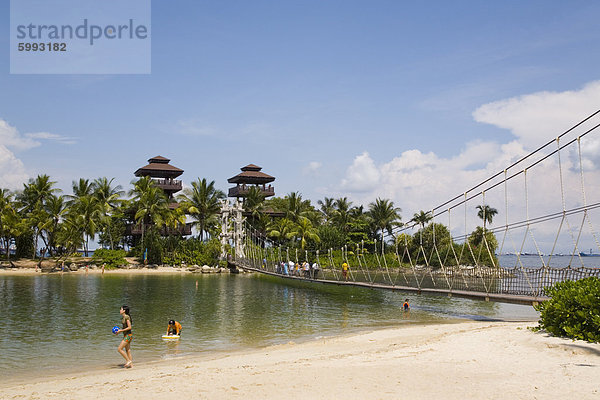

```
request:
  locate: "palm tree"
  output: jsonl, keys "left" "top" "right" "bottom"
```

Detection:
{"left": 177, "top": 178, "right": 225, "bottom": 241}
{"left": 317, "top": 197, "right": 336, "bottom": 224}
{"left": 0, "top": 189, "right": 16, "bottom": 259}
{"left": 288, "top": 216, "right": 320, "bottom": 249}
{"left": 410, "top": 210, "right": 433, "bottom": 230}
{"left": 41, "top": 194, "right": 67, "bottom": 255}
{"left": 66, "top": 178, "right": 93, "bottom": 205}
{"left": 267, "top": 217, "right": 295, "bottom": 243}
{"left": 244, "top": 186, "right": 266, "bottom": 230}
{"left": 131, "top": 177, "right": 170, "bottom": 247}
{"left": 476, "top": 205, "right": 498, "bottom": 232}
{"left": 19, "top": 175, "right": 61, "bottom": 259}
{"left": 71, "top": 195, "right": 103, "bottom": 256}
{"left": 368, "top": 198, "right": 402, "bottom": 254}
{"left": 284, "top": 192, "right": 312, "bottom": 222}
{"left": 92, "top": 177, "right": 124, "bottom": 249}
{"left": 20, "top": 175, "right": 60, "bottom": 210}
{"left": 332, "top": 197, "right": 353, "bottom": 233}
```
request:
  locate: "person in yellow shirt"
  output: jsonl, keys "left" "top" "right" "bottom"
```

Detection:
{"left": 166, "top": 319, "right": 183, "bottom": 336}
{"left": 342, "top": 262, "right": 349, "bottom": 281}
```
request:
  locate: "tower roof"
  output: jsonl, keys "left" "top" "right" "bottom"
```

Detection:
{"left": 240, "top": 164, "right": 262, "bottom": 171}
{"left": 147, "top": 155, "right": 170, "bottom": 164}
{"left": 228, "top": 164, "right": 275, "bottom": 184}
{"left": 135, "top": 155, "right": 183, "bottom": 178}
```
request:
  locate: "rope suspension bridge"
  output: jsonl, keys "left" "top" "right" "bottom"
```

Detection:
{"left": 220, "top": 110, "right": 600, "bottom": 306}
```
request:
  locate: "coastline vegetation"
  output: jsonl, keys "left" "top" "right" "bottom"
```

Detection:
{"left": 0, "top": 174, "right": 499, "bottom": 268}
{"left": 534, "top": 277, "right": 600, "bottom": 343}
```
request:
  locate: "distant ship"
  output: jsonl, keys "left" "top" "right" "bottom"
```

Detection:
{"left": 579, "top": 249, "right": 600, "bottom": 257}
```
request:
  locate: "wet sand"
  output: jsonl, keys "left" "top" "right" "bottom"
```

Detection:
{"left": 1, "top": 321, "right": 598, "bottom": 399}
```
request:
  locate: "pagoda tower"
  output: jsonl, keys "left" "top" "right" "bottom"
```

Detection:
{"left": 134, "top": 155, "right": 183, "bottom": 205}
{"left": 227, "top": 164, "right": 275, "bottom": 200}
{"left": 129, "top": 156, "right": 191, "bottom": 236}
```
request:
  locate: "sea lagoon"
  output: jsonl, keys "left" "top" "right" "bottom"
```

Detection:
{"left": 0, "top": 272, "right": 539, "bottom": 382}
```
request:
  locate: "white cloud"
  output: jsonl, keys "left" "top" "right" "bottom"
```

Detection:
{"left": 25, "top": 132, "right": 77, "bottom": 145}
{"left": 334, "top": 82, "right": 600, "bottom": 253}
{"left": 473, "top": 80, "right": 600, "bottom": 149}
{"left": 303, "top": 161, "right": 322, "bottom": 176}
{"left": 340, "top": 151, "right": 380, "bottom": 192}
{"left": 0, "top": 119, "right": 40, "bottom": 151}
{"left": 0, "top": 145, "right": 28, "bottom": 190}
{"left": 0, "top": 119, "right": 73, "bottom": 190}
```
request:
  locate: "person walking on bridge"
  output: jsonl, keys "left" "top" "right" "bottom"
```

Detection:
{"left": 311, "top": 262, "right": 320, "bottom": 279}
{"left": 342, "top": 262, "right": 349, "bottom": 281}
{"left": 303, "top": 261, "right": 310, "bottom": 278}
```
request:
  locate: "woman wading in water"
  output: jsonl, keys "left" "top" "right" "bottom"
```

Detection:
{"left": 116, "top": 305, "right": 133, "bottom": 368}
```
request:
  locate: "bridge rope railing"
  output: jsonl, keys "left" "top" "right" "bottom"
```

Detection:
{"left": 230, "top": 110, "right": 600, "bottom": 302}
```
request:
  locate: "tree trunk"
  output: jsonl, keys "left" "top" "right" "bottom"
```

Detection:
{"left": 140, "top": 221, "right": 145, "bottom": 260}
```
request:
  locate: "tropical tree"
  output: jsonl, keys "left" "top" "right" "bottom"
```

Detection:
{"left": 288, "top": 216, "right": 320, "bottom": 249}
{"left": 66, "top": 178, "right": 93, "bottom": 205}
{"left": 410, "top": 210, "right": 433, "bottom": 230}
{"left": 476, "top": 204, "right": 498, "bottom": 232}
{"left": 317, "top": 197, "right": 336, "bottom": 224}
{"left": 69, "top": 195, "right": 103, "bottom": 256}
{"left": 267, "top": 217, "right": 295, "bottom": 243}
{"left": 19, "top": 175, "right": 61, "bottom": 259}
{"left": 131, "top": 177, "right": 170, "bottom": 248}
{"left": 177, "top": 178, "right": 225, "bottom": 241}
{"left": 0, "top": 189, "right": 17, "bottom": 259}
{"left": 368, "top": 198, "right": 402, "bottom": 254}
{"left": 283, "top": 192, "right": 313, "bottom": 222}
{"left": 332, "top": 197, "right": 353, "bottom": 233}
{"left": 92, "top": 177, "right": 124, "bottom": 249}
{"left": 244, "top": 186, "right": 266, "bottom": 230}
{"left": 41, "top": 194, "right": 67, "bottom": 255}
{"left": 55, "top": 215, "right": 83, "bottom": 256}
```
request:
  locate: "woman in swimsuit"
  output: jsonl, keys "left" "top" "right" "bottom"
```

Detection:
{"left": 116, "top": 305, "right": 133, "bottom": 368}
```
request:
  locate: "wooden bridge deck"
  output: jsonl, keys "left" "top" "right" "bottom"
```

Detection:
{"left": 235, "top": 263, "right": 548, "bottom": 306}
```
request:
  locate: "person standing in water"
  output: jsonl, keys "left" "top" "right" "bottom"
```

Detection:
{"left": 403, "top": 299, "right": 410, "bottom": 311}
{"left": 115, "top": 305, "right": 133, "bottom": 368}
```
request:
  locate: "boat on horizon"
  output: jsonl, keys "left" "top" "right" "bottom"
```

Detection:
{"left": 579, "top": 249, "right": 600, "bottom": 257}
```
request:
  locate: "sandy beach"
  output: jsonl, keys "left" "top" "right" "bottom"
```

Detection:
{"left": 2, "top": 321, "right": 598, "bottom": 399}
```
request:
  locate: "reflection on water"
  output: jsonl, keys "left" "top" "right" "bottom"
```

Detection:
{"left": 0, "top": 273, "right": 538, "bottom": 381}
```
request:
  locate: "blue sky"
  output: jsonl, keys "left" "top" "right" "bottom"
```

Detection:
{"left": 2, "top": 0, "right": 600, "bottom": 228}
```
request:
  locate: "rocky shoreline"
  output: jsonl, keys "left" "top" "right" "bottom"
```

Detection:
{"left": 0, "top": 258, "right": 241, "bottom": 274}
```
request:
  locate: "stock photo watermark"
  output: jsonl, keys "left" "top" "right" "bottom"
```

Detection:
{"left": 10, "top": 0, "right": 151, "bottom": 74}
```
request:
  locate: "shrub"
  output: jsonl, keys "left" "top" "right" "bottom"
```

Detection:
{"left": 534, "top": 277, "right": 600, "bottom": 343}
{"left": 92, "top": 249, "right": 127, "bottom": 269}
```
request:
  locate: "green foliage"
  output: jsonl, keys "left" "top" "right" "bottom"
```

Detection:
{"left": 15, "top": 231, "right": 34, "bottom": 258}
{"left": 92, "top": 248, "right": 127, "bottom": 269}
{"left": 316, "top": 225, "right": 345, "bottom": 250}
{"left": 534, "top": 277, "right": 600, "bottom": 343}
{"left": 163, "top": 238, "right": 221, "bottom": 266}
{"left": 411, "top": 223, "right": 452, "bottom": 266}
{"left": 466, "top": 227, "right": 499, "bottom": 267}
{"left": 143, "top": 229, "right": 163, "bottom": 264}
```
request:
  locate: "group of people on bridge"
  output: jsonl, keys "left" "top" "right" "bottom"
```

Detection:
{"left": 264, "top": 259, "right": 321, "bottom": 279}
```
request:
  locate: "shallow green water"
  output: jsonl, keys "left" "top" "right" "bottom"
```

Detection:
{"left": 0, "top": 273, "right": 538, "bottom": 382}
